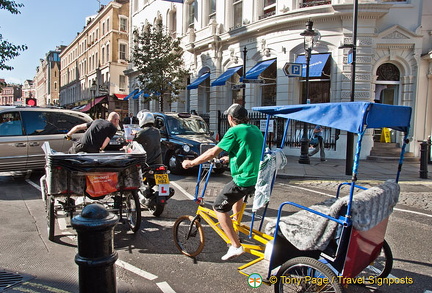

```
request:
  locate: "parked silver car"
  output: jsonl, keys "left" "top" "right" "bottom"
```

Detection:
{"left": 0, "top": 106, "right": 92, "bottom": 172}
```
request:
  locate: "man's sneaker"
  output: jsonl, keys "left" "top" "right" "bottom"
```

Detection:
{"left": 221, "top": 245, "right": 244, "bottom": 261}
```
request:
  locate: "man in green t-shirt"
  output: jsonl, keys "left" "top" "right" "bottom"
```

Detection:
{"left": 182, "top": 104, "right": 263, "bottom": 260}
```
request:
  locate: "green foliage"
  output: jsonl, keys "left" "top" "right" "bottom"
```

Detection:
{"left": 0, "top": 0, "right": 28, "bottom": 71}
{"left": 131, "top": 21, "right": 189, "bottom": 111}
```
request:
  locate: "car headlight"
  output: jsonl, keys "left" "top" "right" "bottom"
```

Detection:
{"left": 182, "top": 145, "right": 191, "bottom": 152}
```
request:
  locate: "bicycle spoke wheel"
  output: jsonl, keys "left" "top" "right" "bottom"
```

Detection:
{"left": 173, "top": 215, "right": 205, "bottom": 257}
{"left": 125, "top": 190, "right": 141, "bottom": 233}
{"left": 274, "top": 257, "right": 344, "bottom": 293}
{"left": 356, "top": 240, "right": 393, "bottom": 281}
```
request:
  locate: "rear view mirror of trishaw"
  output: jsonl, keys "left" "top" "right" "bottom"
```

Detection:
{"left": 172, "top": 102, "right": 412, "bottom": 293}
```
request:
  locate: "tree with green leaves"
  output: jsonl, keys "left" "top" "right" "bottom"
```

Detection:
{"left": 131, "top": 21, "right": 189, "bottom": 112}
{"left": 0, "top": 1, "right": 27, "bottom": 71}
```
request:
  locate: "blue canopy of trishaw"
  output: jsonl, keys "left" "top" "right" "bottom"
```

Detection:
{"left": 252, "top": 102, "right": 411, "bottom": 134}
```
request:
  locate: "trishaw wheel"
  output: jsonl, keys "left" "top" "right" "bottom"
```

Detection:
{"left": 274, "top": 257, "right": 344, "bottom": 293}
{"left": 125, "top": 190, "right": 142, "bottom": 233}
{"left": 46, "top": 196, "right": 55, "bottom": 242}
{"left": 173, "top": 215, "right": 205, "bottom": 257}
{"left": 357, "top": 240, "right": 393, "bottom": 281}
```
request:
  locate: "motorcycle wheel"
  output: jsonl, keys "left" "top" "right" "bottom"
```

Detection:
{"left": 149, "top": 203, "right": 165, "bottom": 217}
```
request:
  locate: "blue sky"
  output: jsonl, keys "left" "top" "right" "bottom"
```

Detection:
{"left": 0, "top": 0, "right": 109, "bottom": 84}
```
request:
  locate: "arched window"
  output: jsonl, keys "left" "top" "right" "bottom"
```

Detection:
{"left": 377, "top": 63, "right": 400, "bottom": 81}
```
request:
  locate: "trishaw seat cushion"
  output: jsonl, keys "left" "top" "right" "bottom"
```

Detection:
{"left": 349, "top": 179, "right": 400, "bottom": 231}
{"left": 265, "top": 180, "right": 400, "bottom": 251}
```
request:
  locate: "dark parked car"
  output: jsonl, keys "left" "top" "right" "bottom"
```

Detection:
{"left": 0, "top": 106, "right": 92, "bottom": 172}
{"left": 152, "top": 112, "right": 226, "bottom": 174}
{"left": 106, "top": 129, "right": 126, "bottom": 151}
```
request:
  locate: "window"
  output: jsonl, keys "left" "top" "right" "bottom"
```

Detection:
{"left": 233, "top": 0, "right": 243, "bottom": 28}
{"left": 119, "top": 75, "right": 126, "bottom": 91}
{"left": 261, "top": 0, "right": 276, "bottom": 20}
{"left": 300, "top": 54, "right": 331, "bottom": 104}
{"left": 21, "top": 111, "right": 89, "bottom": 135}
{"left": 120, "top": 17, "right": 127, "bottom": 32}
{"left": 119, "top": 43, "right": 127, "bottom": 60}
{"left": 377, "top": 63, "right": 400, "bottom": 81}
{"left": 260, "top": 61, "right": 277, "bottom": 106}
{"left": 106, "top": 18, "right": 110, "bottom": 31}
{"left": 0, "top": 112, "right": 23, "bottom": 136}
{"left": 102, "top": 47, "right": 105, "bottom": 64}
{"left": 209, "top": 0, "right": 216, "bottom": 21}
{"left": 102, "top": 22, "right": 106, "bottom": 35}
{"left": 106, "top": 44, "right": 110, "bottom": 61}
{"left": 168, "top": 9, "right": 177, "bottom": 37}
{"left": 188, "top": 1, "right": 196, "bottom": 28}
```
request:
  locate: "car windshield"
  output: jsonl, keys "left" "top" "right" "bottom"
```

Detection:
{"left": 166, "top": 116, "right": 209, "bottom": 135}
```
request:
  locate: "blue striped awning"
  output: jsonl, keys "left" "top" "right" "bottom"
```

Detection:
{"left": 211, "top": 66, "right": 243, "bottom": 87}
{"left": 241, "top": 59, "right": 276, "bottom": 81}
{"left": 124, "top": 89, "right": 139, "bottom": 100}
{"left": 295, "top": 53, "right": 331, "bottom": 77}
{"left": 132, "top": 90, "right": 144, "bottom": 99}
{"left": 187, "top": 72, "right": 210, "bottom": 90}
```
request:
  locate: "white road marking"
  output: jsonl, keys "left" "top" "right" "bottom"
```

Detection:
{"left": 170, "top": 181, "right": 194, "bottom": 200}
{"left": 26, "top": 178, "right": 41, "bottom": 191}
{"left": 157, "top": 281, "right": 177, "bottom": 293}
{"left": 286, "top": 184, "right": 432, "bottom": 218}
{"left": 27, "top": 179, "right": 177, "bottom": 292}
{"left": 116, "top": 259, "right": 158, "bottom": 280}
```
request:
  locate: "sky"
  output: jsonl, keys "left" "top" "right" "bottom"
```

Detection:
{"left": 0, "top": 0, "right": 109, "bottom": 85}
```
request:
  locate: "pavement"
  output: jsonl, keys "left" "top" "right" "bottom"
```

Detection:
{"left": 278, "top": 155, "right": 432, "bottom": 184}
{"left": 0, "top": 157, "right": 431, "bottom": 293}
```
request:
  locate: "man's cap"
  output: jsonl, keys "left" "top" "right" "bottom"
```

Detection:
{"left": 224, "top": 103, "right": 248, "bottom": 119}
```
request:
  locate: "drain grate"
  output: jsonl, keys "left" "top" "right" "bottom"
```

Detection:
{"left": 0, "top": 269, "right": 34, "bottom": 292}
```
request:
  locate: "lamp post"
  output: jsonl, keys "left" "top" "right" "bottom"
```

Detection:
{"left": 242, "top": 46, "right": 247, "bottom": 107}
{"left": 90, "top": 80, "right": 97, "bottom": 119}
{"left": 298, "top": 19, "right": 320, "bottom": 164}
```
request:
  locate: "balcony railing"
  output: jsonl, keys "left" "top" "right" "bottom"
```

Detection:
{"left": 300, "top": 0, "right": 331, "bottom": 8}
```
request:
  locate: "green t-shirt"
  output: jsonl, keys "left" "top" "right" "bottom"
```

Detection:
{"left": 217, "top": 123, "right": 263, "bottom": 187}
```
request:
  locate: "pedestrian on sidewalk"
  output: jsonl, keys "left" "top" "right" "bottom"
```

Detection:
{"left": 309, "top": 125, "right": 326, "bottom": 161}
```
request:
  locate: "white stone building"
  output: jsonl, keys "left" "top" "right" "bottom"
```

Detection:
{"left": 127, "top": 0, "right": 432, "bottom": 159}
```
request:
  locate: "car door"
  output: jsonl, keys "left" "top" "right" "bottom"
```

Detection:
{"left": 0, "top": 111, "right": 28, "bottom": 172}
{"left": 21, "top": 110, "right": 89, "bottom": 171}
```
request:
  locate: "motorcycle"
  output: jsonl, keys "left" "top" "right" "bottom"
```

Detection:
{"left": 138, "top": 163, "right": 175, "bottom": 217}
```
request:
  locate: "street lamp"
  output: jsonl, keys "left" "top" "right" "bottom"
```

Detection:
{"left": 298, "top": 19, "right": 320, "bottom": 164}
{"left": 90, "top": 80, "right": 97, "bottom": 119}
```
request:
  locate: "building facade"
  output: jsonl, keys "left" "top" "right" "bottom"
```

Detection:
{"left": 0, "top": 79, "right": 21, "bottom": 106}
{"left": 59, "top": 0, "right": 130, "bottom": 120}
{"left": 34, "top": 47, "right": 64, "bottom": 107}
{"left": 129, "top": 0, "right": 432, "bottom": 159}
{"left": 22, "top": 79, "right": 36, "bottom": 104}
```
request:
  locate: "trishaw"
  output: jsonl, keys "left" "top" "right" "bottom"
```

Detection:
{"left": 40, "top": 141, "right": 146, "bottom": 241}
{"left": 173, "top": 102, "right": 411, "bottom": 292}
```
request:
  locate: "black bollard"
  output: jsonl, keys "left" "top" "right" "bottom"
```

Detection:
{"left": 72, "top": 203, "right": 119, "bottom": 293}
{"left": 420, "top": 141, "right": 428, "bottom": 179}
{"left": 428, "top": 136, "right": 432, "bottom": 164}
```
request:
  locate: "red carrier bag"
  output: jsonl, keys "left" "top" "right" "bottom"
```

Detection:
{"left": 85, "top": 172, "right": 118, "bottom": 198}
